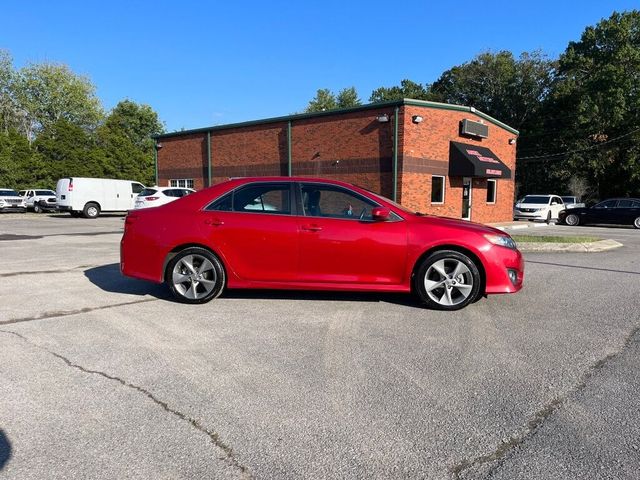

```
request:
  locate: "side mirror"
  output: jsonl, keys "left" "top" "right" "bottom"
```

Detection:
{"left": 372, "top": 207, "right": 390, "bottom": 221}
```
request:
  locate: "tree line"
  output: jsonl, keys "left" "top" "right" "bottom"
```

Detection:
{"left": 0, "top": 51, "right": 164, "bottom": 189}
{"left": 305, "top": 10, "right": 640, "bottom": 200}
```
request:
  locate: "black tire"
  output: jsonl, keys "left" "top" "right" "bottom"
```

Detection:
{"left": 165, "top": 247, "right": 225, "bottom": 304}
{"left": 83, "top": 202, "right": 100, "bottom": 219}
{"left": 414, "top": 250, "right": 482, "bottom": 311}
{"left": 565, "top": 213, "right": 580, "bottom": 226}
{"left": 70, "top": 211, "right": 82, "bottom": 217}
{"left": 33, "top": 203, "right": 41, "bottom": 213}
{"left": 634, "top": 217, "right": 640, "bottom": 229}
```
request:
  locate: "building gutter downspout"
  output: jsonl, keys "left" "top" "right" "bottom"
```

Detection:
{"left": 207, "top": 131, "right": 212, "bottom": 187}
{"left": 287, "top": 121, "right": 292, "bottom": 176}
{"left": 393, "top": 106, "right": 399, "bottom": 202}
{"left": 153, "top": 141, "right": 158, "bottom": 186}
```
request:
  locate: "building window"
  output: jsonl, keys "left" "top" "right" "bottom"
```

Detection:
{"left": 170, "top": 179, "right": 194, "bottom": 189}
{"left": 431, "top": 176, "right": 445, "bottom": 204}
{"left": 486, "top": 179, "right": 496, "bottom": 204}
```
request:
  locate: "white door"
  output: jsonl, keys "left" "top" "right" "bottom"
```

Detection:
{"left": 462, "top": 177, "right": 472, "bottom": 220}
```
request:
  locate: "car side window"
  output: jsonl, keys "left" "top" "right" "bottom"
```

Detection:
{"left": 301, "top": 184, "right": 378, "bottom": 220}
{"left": 206, "top": 184, "right": 291, "bottom": 214}
{"left": 131, "top": 183, "right": 145, "bottom": 194}
{"left": 595, "top": 199, "right": 617, "bottom": 209}
{"left": 617, "top": 199, "right": 635, "bottom": 208}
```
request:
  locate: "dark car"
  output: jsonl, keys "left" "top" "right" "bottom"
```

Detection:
{"left": 558, "top": 198, "right": 640, "bottom": 228}
{"left": 120, "top": 177, "right": 524, "bottom": 311}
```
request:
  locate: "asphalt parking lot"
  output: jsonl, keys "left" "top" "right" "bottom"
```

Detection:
{"left": 1, "top": 214, "right": 639, "bottom": 479}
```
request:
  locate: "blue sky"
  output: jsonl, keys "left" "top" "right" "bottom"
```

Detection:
{"left": 2, "top": 1, "right": 638, "bottom": 132}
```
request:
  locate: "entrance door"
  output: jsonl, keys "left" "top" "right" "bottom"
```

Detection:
{"left": 461, "top": 177, "right": 472, "bottom": 220}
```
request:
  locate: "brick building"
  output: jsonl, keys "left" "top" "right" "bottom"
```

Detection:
{"left": 154, "top": 99, "right": 518, "bottom": 223}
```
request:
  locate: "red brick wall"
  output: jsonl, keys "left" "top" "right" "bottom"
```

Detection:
{"left": 157, "top": 134, "right": 207, "bottom": 190}
{"left": 290, "top": 109, "right": 395, "bottom": 198}
{"left": 400, "top": 106, "right": 516, "bottom": 223}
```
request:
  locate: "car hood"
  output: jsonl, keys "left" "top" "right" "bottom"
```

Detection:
{"left": 414, "top": 215, "right": 507, "bottom": 236}
{"left": 515, "top": 203, "right": 548, "bottom": 209}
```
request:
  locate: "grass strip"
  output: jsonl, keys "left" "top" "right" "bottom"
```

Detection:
{"left": 512, "top": 235, "right": 601, "bottom": 244}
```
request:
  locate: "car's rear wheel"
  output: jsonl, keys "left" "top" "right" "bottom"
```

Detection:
{"left": 83, "top": 202, "right": 100, "bottom": 218}
{"left": 634, "top": 216, "right": 640, "bottom": 229}
{"left": 565, "top": 213, "right": 580, "bottom": 226}
{"left": 414, "top": 250, "right": 481, "bottom": 311}
{"left": 546, "top": 211, "right": 552, "bottom": 224}
{"left": 166, "top": 247, "right": 225, "bottom": 304}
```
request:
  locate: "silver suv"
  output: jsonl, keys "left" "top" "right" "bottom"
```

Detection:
{"left": 0, "top": 188, "right": 27, "bottom": 213}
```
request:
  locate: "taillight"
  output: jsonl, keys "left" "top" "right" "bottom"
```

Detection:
{"left": 146, "top": 196, "right": 159, "bottom": 201}
{"left": 68, "top": 179, "right": 73, "bottom": 191}
{"left": 124, "top": 212, "right": 138, "bottom": 233}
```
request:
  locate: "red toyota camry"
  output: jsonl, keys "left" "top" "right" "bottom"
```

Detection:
{"left": 120, "top": 177, "right": 523, "bottom": 310}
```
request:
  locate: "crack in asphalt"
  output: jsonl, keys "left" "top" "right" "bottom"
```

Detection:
{"left": 0, "top": 298, "right": 159, "bottom": 325}
{"left": 0, "top": 264, "right": 98, "bottom": 278}
{"left": 449, "top": 324, "right": 640, "bottom": 480}
{"left": 0, "top": 329, "right": 250, "bottom": 477}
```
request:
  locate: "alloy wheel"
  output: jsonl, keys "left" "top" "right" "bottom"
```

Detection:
{"left": 171, "top": 254, "right": 218, "bottom": 300}
{"left": 423, "top": 259, "right": 474, "bottom": 307}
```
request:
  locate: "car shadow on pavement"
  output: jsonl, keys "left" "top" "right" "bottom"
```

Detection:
{"left": 84, "top": 264, "right": 170, "bottom": 299}
{"left": 0, "top": 429, "right": 11, "bottom": 471}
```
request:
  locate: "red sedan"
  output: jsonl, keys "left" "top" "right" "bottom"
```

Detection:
{"left": 120, "top": 177, "right": 523, "bottom": 310}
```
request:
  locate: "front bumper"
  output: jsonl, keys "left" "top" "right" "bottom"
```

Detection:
{"left": 513, "top": 210, "right": 545, "bottom": 220}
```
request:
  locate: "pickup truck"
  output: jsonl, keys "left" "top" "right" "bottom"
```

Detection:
{"left": 18, "top": 189, "right": 58, "bottom": 212}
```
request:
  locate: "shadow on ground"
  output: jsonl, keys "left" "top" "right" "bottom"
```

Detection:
{"left": 0, "top": 429, "right": 11, "bottom": 471}
{"left": 85, "top": 263, "right": 422, "bottom": 307}
{"left": 84, "top": 264, "right": 170, "bottom": 299}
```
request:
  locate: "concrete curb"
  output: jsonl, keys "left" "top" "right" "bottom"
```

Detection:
{"left": 517, "top": 239, "right": 623, "bottom": 253}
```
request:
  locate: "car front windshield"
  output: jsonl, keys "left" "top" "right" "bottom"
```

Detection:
{"left": 521, "top": 196, "right": 550, "bottom": 204}
{"left": 0, "top": 190, "right": 19, "bottom": 197}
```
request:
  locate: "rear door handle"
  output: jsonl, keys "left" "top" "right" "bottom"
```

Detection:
{"left": 204, "top": 218, "right": 224, "bottom": 226}
{"left": 301, "top": 224, "right": 322, "bottom": 232}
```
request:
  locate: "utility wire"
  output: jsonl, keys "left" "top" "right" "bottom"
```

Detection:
{"left": 516, "top": 126, "right": 640, "bottom": 160}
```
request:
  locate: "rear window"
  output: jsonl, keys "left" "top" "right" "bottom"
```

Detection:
{"left": 521, "top": 196, "right": 550, "bottom": 204}
{"left": 139, "top": 188, "right": 158, "bottom": 196}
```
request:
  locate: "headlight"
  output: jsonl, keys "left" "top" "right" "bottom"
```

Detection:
{"left": 484, "top": 234, "right": 517, "bottom": 249}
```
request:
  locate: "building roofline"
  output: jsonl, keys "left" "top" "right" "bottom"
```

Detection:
{"left": 154, "top": 99, "right": 519, "bottom": 140}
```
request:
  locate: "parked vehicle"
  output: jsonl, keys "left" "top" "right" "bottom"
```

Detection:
{"left": 560, "top": 196, "right": 586, "bottom": 209}
{"left": 18, "top": 189, "right": 57, "bottom": 212}
{"left": 134, "top": 186, "right": 195, "bottom": 210}
{"left": 0, "top": 188, "right": 26, "bottom": 213}
{"left": 513, "top": 195, "right": 565, "bottom": 223}
{"left": 120, "top": 177, "right": 524, "bottom": 310}
{"left": 56, "top": 177, "right": 145, "bottom": 218}
{"left": 559, "top": 198, "right": 640, "bottom": 228}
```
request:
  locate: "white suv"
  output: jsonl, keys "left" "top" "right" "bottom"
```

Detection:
{"left": 18, "top": 189, "right": 57, "bottom": 212}
{"left": 0, "top": 188, "right": 27, "bottom": 213}
{"left": 514, "top": 195, "right": 565, "bottom": 223}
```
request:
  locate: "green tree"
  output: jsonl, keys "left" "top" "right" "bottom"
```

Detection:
{"left": 305, "top": 88, "right": 338, "bottom": 112}
{"left": 530, "top": 10, "right": 640, "bottom": 198}
{"left": 336, "top": 87, "right": 362, "bottom": 108}
{"left": 369, "top": 79, "right": 434, "bottom": 103}
{"left": 14, "top": 62, "right": 104, "bottom": 139}
{"left": 430, "top": 51, "right": 555, "bottom": 130}
{"left": 103, "top": 100, "right": 164, "bottom": 150}
{"left": 0, "top": 50, "right": 26, "bottom": 135}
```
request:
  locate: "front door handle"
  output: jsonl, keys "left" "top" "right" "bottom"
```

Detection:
{"left": 301, "top": 224, "right": 322, "bottom": 232}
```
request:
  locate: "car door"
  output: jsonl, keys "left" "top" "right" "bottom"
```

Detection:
{"left": 590, "top": 199, "right": 618, "bottom": 224}
{"left": 297, "top": 183, "right": 407, "bottom": 285}
{"left": 550, "top": 196, "right": 564, "bottom": 218}
{"left": 200, "top": 182, "right": 299, "bottom": 282}
{"left": 616, "top": 199, "right": 640, "bottom": 224}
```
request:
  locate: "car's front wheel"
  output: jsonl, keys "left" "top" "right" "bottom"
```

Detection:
{"left": 33, "top": 202, "right": 41, "bottom": 213}
{"left": 414, "top": 250, "right": 482, "bottom": 310}
{"left": 565, "top": 213, "right": 580, "bottom": 226}
{"left": 166, "top": 247, "right": 225, "bottom": 304}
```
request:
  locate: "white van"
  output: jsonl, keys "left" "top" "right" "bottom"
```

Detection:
{"left": 56, "top": 177, "right": 146, "bottom": 218}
